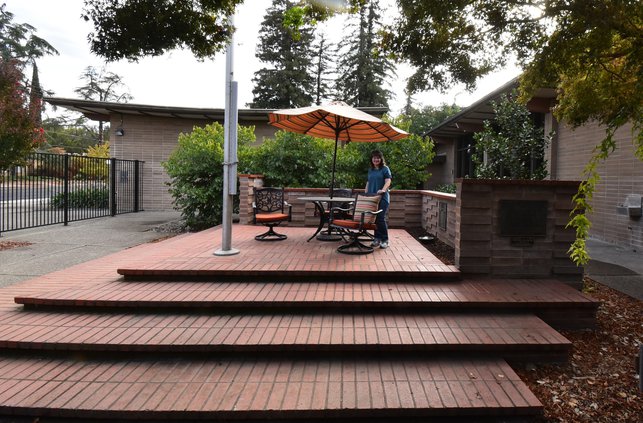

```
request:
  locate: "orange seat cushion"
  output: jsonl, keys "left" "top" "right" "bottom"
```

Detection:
{"left": 255, "top": 213, "right": 289, "bottom": 223}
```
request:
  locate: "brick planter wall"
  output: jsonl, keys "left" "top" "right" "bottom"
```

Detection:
{"left": 238, "top": 175, "right": 423, "bottom": 230}
{"left": 420, "top": 191, "right": 457, "bottom": 248}
{"left": 455, "top": 179, "right": 583, "bottom": 285}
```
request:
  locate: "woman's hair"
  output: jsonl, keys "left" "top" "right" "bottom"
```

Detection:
{"left": 370, "top": 150, "right": 386, "bottom": 169}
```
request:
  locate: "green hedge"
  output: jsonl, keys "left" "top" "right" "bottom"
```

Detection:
{"left": 50, "top": 187, "right": 109, "bottom": 208}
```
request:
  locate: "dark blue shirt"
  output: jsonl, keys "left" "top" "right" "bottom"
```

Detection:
{"left": 367, "top": 166, "right": 392, "bottom": 204}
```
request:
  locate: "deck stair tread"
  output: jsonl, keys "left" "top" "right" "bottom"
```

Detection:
{"left": 0, "top": 310, "right": 570, "bottom": 354}
{"left": 14, "top": 279, "right": 598, "bottom": 310}
{"left": 0, "top": 356, "right": 541, "bottom": 419}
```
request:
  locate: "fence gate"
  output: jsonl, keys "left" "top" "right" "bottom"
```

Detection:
{"left": 1, "top": 153, "right": 144, "bottom": 234}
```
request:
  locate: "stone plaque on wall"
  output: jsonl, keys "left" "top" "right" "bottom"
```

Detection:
{"left": 499, "top": 200, "right": 548, "bottom": 237}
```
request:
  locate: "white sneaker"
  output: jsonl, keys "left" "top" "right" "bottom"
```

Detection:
{"left": 370, "top": 239, "right": 381, "bottom": 247}
{"left": 380, "top": 241, "right": 389, "bottom": 249}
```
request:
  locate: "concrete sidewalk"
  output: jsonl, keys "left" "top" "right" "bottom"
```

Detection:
{"left": 0, "top": 211, "right": 182, "bottom": 287}
{"left": 1, "top": 212, "right": 641, "bottom": 300}
{"left": 586, "top": 238, "right": 643, "bottom": 300}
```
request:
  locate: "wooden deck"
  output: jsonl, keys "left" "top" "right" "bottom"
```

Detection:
{"left": 116, "top": 226, "right": 459, "bottom": 279}
{"left": 0, "top": 225, "right": 599, "bottom": 421}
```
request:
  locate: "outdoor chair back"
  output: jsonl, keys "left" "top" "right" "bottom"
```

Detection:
{"left": 252, "top": 187, "right": 292, "bottom": 241}
{"left": 329, "top": 193, "right": 382, "bottom": 254}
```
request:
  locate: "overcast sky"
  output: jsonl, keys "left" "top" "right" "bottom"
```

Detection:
{"left": 5, "top": 0, "right": 520, "bottom": 116}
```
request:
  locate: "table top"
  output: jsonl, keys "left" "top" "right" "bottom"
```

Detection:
{"left": 297, "top": 196, "right": 355, "bottom": 203}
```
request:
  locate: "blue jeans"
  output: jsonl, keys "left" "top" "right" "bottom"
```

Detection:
{"left": 374, "top": 200, "right": 389, "bottom": 242}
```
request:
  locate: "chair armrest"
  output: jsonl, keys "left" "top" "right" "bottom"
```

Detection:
{"left": 356, "top": 209, "right": 382, "bottom": 225}
{"left": 329, "top": 206, "right": 352, "bottom": 221}
{"left": 284, "top": 201, "right": 293, "bottom": 221}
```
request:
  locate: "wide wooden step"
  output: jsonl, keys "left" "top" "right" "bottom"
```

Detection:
{"left": 15, "top": 279, "right": 596, "bottom": 309}
{"left": 0, "top": 310, "right": 570, "bottom": 360}
{"left": 0, "top": 356, "right": 542, "bottom": 421}
{"left": 14, "top": 279, "right": 598, "bottom": 329}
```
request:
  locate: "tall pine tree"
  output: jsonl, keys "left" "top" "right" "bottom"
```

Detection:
{"left": 335, "top": 0, "right": 393, "bottom": 107}
{"left": 311, "top": 33, "right": 335, "bottom": 105}
{"left": 250, "top": 0, "right": 316, "bottom": 109}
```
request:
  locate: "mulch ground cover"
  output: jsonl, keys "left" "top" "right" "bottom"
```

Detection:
{"left": 406, "top": 227, "right": 642, "bottom": 423}
{"left": 0, "top": 241, "right": 32, "bottom": 251}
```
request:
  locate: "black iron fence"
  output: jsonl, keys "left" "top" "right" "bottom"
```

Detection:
{"left": 1, "top": 153, "right": 144, "bottom": 234}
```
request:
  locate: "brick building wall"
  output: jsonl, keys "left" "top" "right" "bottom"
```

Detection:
{"left": 110, "top": 115, "right": 278, "bottom": 211}
{"left": 555, "top": 121, "right": 642, "bottom": 251}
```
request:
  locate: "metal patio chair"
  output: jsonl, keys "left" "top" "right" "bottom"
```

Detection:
{"left": 329, "top": 193, "right": 382, "bottom": 254}
{"left": 252, "top": 187, "right": 292, "bottom": 241}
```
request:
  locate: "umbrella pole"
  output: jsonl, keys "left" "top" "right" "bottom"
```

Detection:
{"left": 329, "top": 135, "right": 339, "bottom": 198}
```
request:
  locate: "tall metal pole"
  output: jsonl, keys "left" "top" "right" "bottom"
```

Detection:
{"left": 214, "top": 15, "right": 239, "bottom": 256}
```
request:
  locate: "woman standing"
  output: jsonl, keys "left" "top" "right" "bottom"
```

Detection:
{"left": 365, "top": 150, "right": 392, "bottom": 249}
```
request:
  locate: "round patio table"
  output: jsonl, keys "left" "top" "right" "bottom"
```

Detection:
{"left": 297, "top": 196, "right": 355, "bottom": 242}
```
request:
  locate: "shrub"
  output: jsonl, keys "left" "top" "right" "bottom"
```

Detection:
{"left": 241, "top": 131, "right": 333, "bottom": 188}
{"left": 244, "top": 116, "right": 436, "bottom": 191}
{"left": 50, "top": 187, "right": 109, "bottom": 208}
{"left": 471, "top": 92, "right": 550, "bottom": 180}
{"left": 163, "top": 123, "right": 254, "bottom": 230}
{"left": 434, "top": 183, "right": 456, "bottom": 194}
{"left": 78, "top": 142, "right": 110, "bottom": 180}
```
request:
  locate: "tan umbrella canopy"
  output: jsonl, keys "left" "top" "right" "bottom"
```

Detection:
{"left": 268, "top": 101, "right": 408, "bottom": 195}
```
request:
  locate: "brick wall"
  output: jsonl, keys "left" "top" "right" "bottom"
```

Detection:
{"left": 110, "top": 115, "right": 278, "bottom": 211}
{"left": 238, "top": 175, "right": 424, "bottom": 230}
{"left": 455, "top": 179, "right": 583, "bottom": 285}
{"left": 110, "top": 115, "right": 192, "bottom": 210}
{"left": 555, "top": 121, "right": 642, "bottom": 251}
{"left": 420, "top": 191, "right": 456, "bottom": 248}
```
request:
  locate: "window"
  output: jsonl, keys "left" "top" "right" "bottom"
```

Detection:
{"left": 456, "top": 134, "right": 475, "bottom": 178}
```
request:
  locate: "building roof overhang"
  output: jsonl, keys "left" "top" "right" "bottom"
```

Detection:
{"left": 44, "top": 97, "right": 389, "bottom": 122}
{"left": 426, "top": 78, "right": 557, "bottom": 139}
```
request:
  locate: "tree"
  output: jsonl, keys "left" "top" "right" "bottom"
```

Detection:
{"left": 336, "top": 115, "right": 435, "bottom": 189}
{"left": 28, "top": 62, "right": 43, "bottom": 125}
{"left": 311, "top": 33, "right": 336, "bottom": 105}
{"left": 0, "top": 59, "right": 43, "bottom": 171}
{"left": 470, "top": 92, "right": 549, "bottom": 180}
{"left": 0, "top": 3, "right": 57, "bottom": 153}
{"left": 335, "top": 0, "right": 393, "bottom": 107}
{"left": 382, "top": 0, "right": 642, "bottom": 265}
{"left": 81, "top": 0, "right": 242, "bottom": 62}
{"left": 402, "top": 103, "right": 461, "bottom": 135}
{"left": 250, "top": 0, "right": 316, "bottom": 108}
{"left": 74, "top": 66, "right": 133, "bottom": 144}
{"left": 0, "top": 4, "right": 57, "bottom": 102}
{"left": 40, "top": 115, "right": 102, "bottom": 154}
{"left": 0, "top": 4, "right": 58, "bottom": 62}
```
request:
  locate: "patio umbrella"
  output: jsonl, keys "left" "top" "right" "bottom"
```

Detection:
{"left": 268, "top": 101, "right": 409, "bottom": 197}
